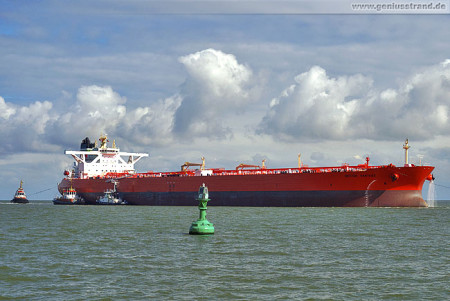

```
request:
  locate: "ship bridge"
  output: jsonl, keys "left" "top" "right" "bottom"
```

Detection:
{"left": 65, "top": 135, "right": 148, "bottom": 179}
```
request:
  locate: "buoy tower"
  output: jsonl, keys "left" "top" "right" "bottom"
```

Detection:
{"left": 189, "top": 183, "right": 215, "bottom": 235}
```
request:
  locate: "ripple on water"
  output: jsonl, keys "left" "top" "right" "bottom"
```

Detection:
{"left": 0, "top": 203, "right": 448, "bottom": 300}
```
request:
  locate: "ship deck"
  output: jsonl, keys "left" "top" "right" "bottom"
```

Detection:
{"left": 79, "top": 164, "right": 384, "bottom": 180}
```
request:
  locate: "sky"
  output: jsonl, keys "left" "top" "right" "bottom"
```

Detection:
{"left": 1, "top": 0, "right": 450, "bottom": 201}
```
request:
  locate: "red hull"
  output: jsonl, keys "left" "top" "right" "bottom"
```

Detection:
{"left": 58, "top": 165, "right": 434, "bottom": 207}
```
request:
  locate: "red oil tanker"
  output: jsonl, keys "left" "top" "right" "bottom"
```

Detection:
{"left": 58, "top": 135, "right": 434, "bottom": 207}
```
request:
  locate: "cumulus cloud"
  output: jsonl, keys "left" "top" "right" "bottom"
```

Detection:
{"left": 0, "top": 96, "right": 16, "bottom": 119}
{"left": 76, "top": 85, "right": 126, "bottom": 118}
{"left": 355, "top": 59, "right": 450, "bottom": 140}
{"left": 259, "top": 66, "right": 372, "bottom": 140}
{"left": 50, "top": 85, "right": 181, "bottom": 147}
{"left": 0, "top": 49, "right": 256, "bottom": 157}
{"left": 2, "top": 53, "right": 449, "bottom": 161}
{"left": 174, "top": 48, "right": 253, "bottom": 138}
{"left": 123, "top": 94, "right": 182, "bottom": 146}
{"left": 0, "top": 98, "right": 54, "bottom": 154}
{"left": 39, "top": 49, "right": 256, "bottom": 148}
{"left": 0, "top": 84, "right": 181, "bottom": 154}
{"left": 259, "top": 60, "right": 450, "bottom": 141}
{"left": 38, "top": 85, "right": 127, "bottom": 150}
{"left": 55, "top": 85, "right": 127, "bottom": 139}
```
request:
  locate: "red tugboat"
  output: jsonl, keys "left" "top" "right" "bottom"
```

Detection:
{"left": 53, "top": 185, "right": 83, "bottom": 205}
{"left": 58, "top": 136, "right": 435, "bottom": 207}
{"left": 11, "top": 180, "right": 29, "bottom": 204}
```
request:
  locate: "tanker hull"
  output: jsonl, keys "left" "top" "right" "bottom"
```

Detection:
{"left": 59, "top": 165, "right": 433, "bottom": 207}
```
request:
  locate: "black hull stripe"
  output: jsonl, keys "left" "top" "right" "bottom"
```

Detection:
{"left": 80, "top": 190, "right": 426, "bottom": 207}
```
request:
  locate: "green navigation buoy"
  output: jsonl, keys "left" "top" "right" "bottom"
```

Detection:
{"left": 189, "top": 183, "right": 215, "bottom": 235}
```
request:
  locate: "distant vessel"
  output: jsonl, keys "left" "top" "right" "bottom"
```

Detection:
{"left": 58, "top": 136, "right": 435, "bottom": 207}
{"left": 53, "top": 185, "right": 83, "bottom": 205}
{"left": 11, "top": 180, "right": 29, "bottom": 204}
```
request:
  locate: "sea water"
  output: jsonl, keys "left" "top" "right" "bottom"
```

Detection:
{"left": 0, "top": 201, "right": 448, "bottom": 300}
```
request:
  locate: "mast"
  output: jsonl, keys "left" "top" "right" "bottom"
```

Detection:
{"left": 403, "top": 138, "right": 410, "bottom": 165}
{"left": 201, "top": 157, "right": 205, "bottom": 170}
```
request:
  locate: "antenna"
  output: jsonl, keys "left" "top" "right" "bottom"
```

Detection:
{"left": 417, "top": 154, "right": 424, "bottom": 166}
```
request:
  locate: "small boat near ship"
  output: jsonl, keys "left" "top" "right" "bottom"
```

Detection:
{"left": 96, "top": 189, "right": 127, "bottom": 205}
{"left": 53, "top": 185, "right": 83, "bottom": 205}
{"left": 11, "top": 180, "right": 29, "bottom": 204}
{"left": 96, "top": 181, "right": 127, "bottom": 205}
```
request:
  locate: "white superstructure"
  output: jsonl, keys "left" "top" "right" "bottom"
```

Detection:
{"left": 65, "top": 134, "right": 148, "bottom": 179}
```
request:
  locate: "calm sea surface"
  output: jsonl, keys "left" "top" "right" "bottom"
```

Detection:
{"left": 1, "top": 201, "right": 448, "bottom": 300}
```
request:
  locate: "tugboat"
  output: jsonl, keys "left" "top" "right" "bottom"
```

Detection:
{"left": 53, "top": 185, "right": 83, "bottom": 205}
{"left": 96, "top": 180, "right": 127, "bottom": 205}
{"left": 11, "top": 180, "right": 29, "bottom": 204}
